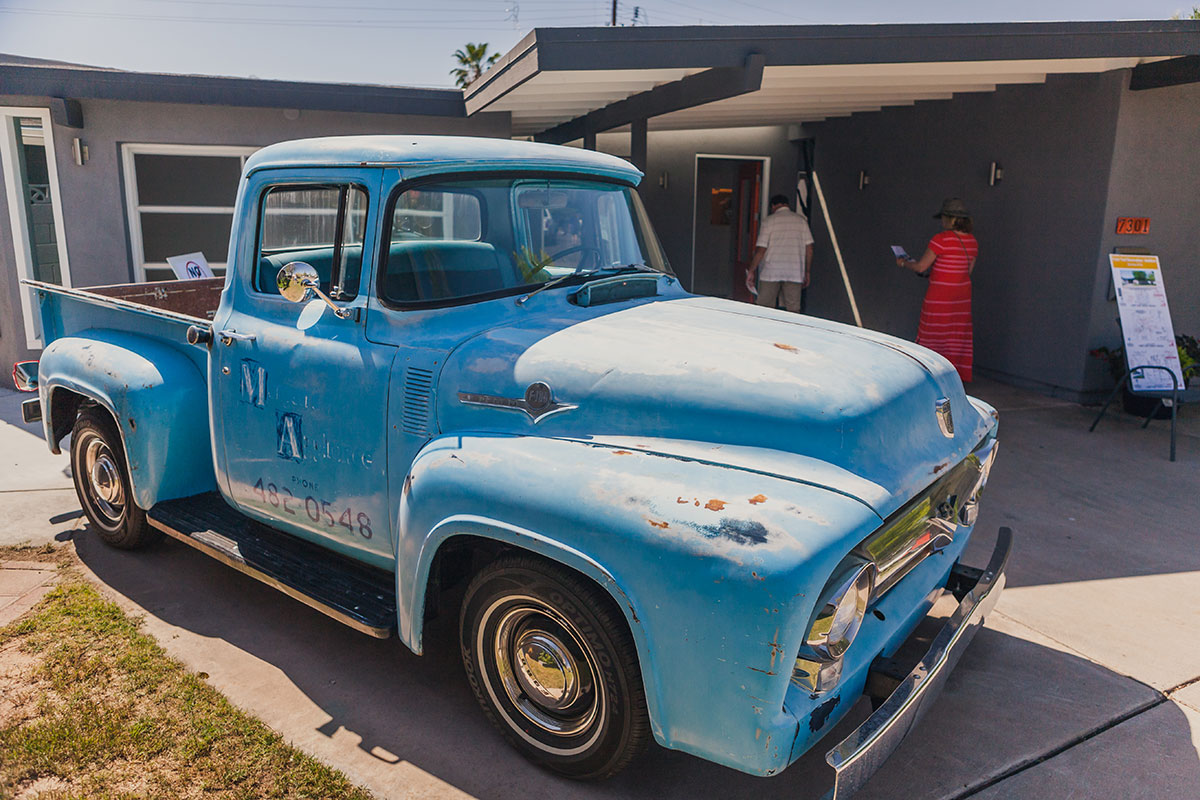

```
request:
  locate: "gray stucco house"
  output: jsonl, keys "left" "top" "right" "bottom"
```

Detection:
{"left": 3, "top": 20, "right": 1199, "bottom": 401}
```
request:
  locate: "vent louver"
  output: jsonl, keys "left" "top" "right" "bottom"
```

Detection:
{"left": 402, "top": 367, "right": 435, "bottom": 436}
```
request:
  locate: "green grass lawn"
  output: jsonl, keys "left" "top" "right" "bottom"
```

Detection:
{"left": 0, "top": 544, "right": 374, "bottom": 799}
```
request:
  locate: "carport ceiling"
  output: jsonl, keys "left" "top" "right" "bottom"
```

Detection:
{"left": 466, "top": 22, "right": 1200, "bottom": 138}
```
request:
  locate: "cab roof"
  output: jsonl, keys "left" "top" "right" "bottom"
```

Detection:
{"left": 244, "top": 135, "right": 642, "bottom": 184}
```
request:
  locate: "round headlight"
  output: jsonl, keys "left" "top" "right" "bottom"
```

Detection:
{"left": 805, "top": 562, "right": 875, "bottom": 659}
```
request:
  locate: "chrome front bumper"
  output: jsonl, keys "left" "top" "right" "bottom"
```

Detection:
{"left": 824, "top": 527, "right": 1013, "bottom": 799}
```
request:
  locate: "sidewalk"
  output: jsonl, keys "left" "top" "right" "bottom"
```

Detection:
{"left": 1, "top": 379, "right": 1197, "bottom": 799}
{"left": 0, "top": 387, "right": 87, "bottom": 547}
{"left": 0, "top": 560, "right": 58, "bottom": 627}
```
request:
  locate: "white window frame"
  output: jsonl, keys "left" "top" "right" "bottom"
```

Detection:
{"left": 0, "top": 107, "right": 72, "bottom": 349}
{"left": 121, "top": 143, "right": 258, "bottom": 282}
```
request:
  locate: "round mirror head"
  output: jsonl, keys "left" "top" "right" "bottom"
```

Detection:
{"left": 277, "top": 261, "right": 319, "bottom": 303}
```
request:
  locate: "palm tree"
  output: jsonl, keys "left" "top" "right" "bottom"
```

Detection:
{"left": 450, "top": 43, "right": 501, "bottom": 89}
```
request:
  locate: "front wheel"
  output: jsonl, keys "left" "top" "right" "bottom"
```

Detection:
{"left": 460, "top": 555, "right": 649, "bottom": 780}
{"left": 70, "top": 406, "right": 159, "bottom": 549}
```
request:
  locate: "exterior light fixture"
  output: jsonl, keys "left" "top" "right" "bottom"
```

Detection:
{"left": 989, "top": 161, "right": 1004, "bottom": 186}
{"left": 858, "top": 170, "right": 870, "bottom": 190}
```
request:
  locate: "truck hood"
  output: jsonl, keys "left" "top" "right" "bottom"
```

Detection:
{"left": 435, "top": 296, "right": 991, "bottom": 517}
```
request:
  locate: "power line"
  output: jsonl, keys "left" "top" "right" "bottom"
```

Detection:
{"left": 0, "top": 6, "right": 526, "bottom": 29}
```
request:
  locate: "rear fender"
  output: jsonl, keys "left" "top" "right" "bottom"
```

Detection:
{"left": 38, "top": 330, "right": 216, "bottom": 509}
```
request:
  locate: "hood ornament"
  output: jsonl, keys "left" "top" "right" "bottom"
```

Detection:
{"left": 935, "top": 398, "right": 955, "bottom": 438}
{"left": 458, "top": 381, "right": 578, "bottom": 424}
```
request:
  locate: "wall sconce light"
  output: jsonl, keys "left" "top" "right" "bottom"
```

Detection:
{"left": 72, "top": 137, "right": 88, "bottom": 166}
{"left": 658, "top": 171, "right": 669, "bottom": 189}
{"left": 858, "top": 170, "right": 870, "bottom": 190}
{"left": 989, "top": 161, "right": 1004, "bottom": 186}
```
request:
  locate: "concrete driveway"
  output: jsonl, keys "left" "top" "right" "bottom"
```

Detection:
{"left": 1, "top": 382, "right": 1198, "bottom": 799}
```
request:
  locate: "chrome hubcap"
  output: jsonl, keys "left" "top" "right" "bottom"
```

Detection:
{"left": 514, "top": 630, "right": 578, "bottom": 709}
{"left": 491, "top": 600, "right": 600, "bottom": 737}
{"left": 84, "top": 437, "right": 124, "bottom": 523}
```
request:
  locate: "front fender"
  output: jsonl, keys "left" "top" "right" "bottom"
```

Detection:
{"left": 38, "top": 330, "right": 216, "bottom": 509}
{"left": 396, "top": 433, "right": 883, "bottom": 774}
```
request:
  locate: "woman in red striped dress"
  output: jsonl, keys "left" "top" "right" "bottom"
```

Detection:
{"left": 898, "top": 198, "right": 978, "bottom": 383}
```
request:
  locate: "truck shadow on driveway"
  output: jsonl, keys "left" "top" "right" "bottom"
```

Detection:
{"left": 72, "top": 529, "right": 1199, "bottom": 800}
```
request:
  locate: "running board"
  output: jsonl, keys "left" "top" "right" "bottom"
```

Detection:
{"left": 147, "top": 492, "right": 395, "bottom": 638}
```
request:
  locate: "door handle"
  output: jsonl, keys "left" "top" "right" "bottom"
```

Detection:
{"left": 216, "top": 330, "right": 256, "bottom": 346}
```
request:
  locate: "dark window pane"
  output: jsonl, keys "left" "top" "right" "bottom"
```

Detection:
{"left": 140, "top": 212, "right": 233, "bottom": 264}
{"left": 134, "top": 154, "right": 242, "bottom": 207}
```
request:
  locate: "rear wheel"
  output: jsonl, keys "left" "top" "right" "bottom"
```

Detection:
{"left": 70, "top": 406, "right": 159, "bottom": 549}
{"left": 460, "top": 555, "right": 649, "bottom": 780}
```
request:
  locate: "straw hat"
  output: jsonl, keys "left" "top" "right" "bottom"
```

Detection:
{"left": 934, "top": 198, "right": 970, "bottom": 218}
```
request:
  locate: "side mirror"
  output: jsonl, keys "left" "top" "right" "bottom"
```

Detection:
{"left": 275, "top": 262, "right": 353, "bottom": 320}
{"left": 276, "top": 261, "right": 319, "bottom": 303}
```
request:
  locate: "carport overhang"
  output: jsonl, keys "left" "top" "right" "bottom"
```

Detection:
{"left": 465, "top": 21, "right": 1200, "bottom": 147}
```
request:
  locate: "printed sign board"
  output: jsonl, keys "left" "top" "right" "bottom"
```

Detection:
{"left": 166, "top": 252, "right": 215, "bottom": 281}
{"left": 1109, "top": 254, "right": 1182, "bottom": 392}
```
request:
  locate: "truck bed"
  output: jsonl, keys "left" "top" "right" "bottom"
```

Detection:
{"left": 88, "top": 278, "right": 223, "bottom": 320}
{"left": 24, "top": 278, "right": 221, "bottom": 368}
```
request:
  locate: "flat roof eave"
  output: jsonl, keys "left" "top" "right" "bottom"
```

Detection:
{"left": 465, "top": 20, "right": 1200, "bottom": 118}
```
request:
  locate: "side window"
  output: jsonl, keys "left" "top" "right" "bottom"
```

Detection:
{"left": 255, "top": 184, "right": 368, "bottom": 297}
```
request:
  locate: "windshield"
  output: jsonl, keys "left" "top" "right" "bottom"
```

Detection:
{"left": 379, "top": 176, "right": 672, "bottom": 305}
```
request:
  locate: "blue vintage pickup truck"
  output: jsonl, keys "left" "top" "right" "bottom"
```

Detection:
{"left": 14, "top": 135, "right": 1008, "bottom": 796}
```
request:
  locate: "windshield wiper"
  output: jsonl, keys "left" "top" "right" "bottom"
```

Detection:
{"left": 516, "top": 267, "right": 603, "bottom": 306}
{"left": 515, "top": 264, "right": 662, "bottom": 306}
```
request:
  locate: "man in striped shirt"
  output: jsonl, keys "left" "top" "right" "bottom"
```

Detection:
{"left": 746, "top": 194, "right": 814, "bottom": 313}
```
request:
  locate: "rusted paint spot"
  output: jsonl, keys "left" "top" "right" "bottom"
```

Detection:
{"left": 933, "top": 461, "right": 948, "bottom": 474}
{"left": 746, "top": 666, "right": 776, "bottom": 676}
{"left": 748, "top": 494, "right": 767, "bottom": 505}
{"left": 705, "top": 498, "right": 727, "bottom": 511}
{"left": 773, "top": 342, "right": 799, "bottom": 352}
{"left": 676, "top": 497, "right": 690, "bottom": 504}
{"left": 128, "top": 417, "right": 136, "bottom": 431}
{"left": 755, "top": 728, "right": 762, "bottom": 740}
{"left": 612, "top": 450, "right": 633, "bottom": 455}
{"left": 647, "top": 518, "right": 669, "bottom": 529}
{"left": 750, "top": 571, "right": 766, "bottom": 581}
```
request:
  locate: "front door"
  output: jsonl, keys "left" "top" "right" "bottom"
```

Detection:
{"left": 692, "top": 156, "right": 763, "bottom": 302}
{"left": 212, "top": 171, "right": 396, "bottom": 568}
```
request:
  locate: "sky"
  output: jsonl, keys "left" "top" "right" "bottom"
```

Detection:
{"left": 0, "top": 0, "right": 1194, "bottom": 89}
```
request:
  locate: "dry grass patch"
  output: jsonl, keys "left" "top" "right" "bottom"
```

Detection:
{"left": 0, "top": 545, "right": 373, "bottom": 800}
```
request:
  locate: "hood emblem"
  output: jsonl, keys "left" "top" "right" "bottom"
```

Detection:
{"left": 458, "top": 381, "right": 578, "bottom": 424}
{"left": 935, "top": 398, "right": 954, "bottom": 438}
